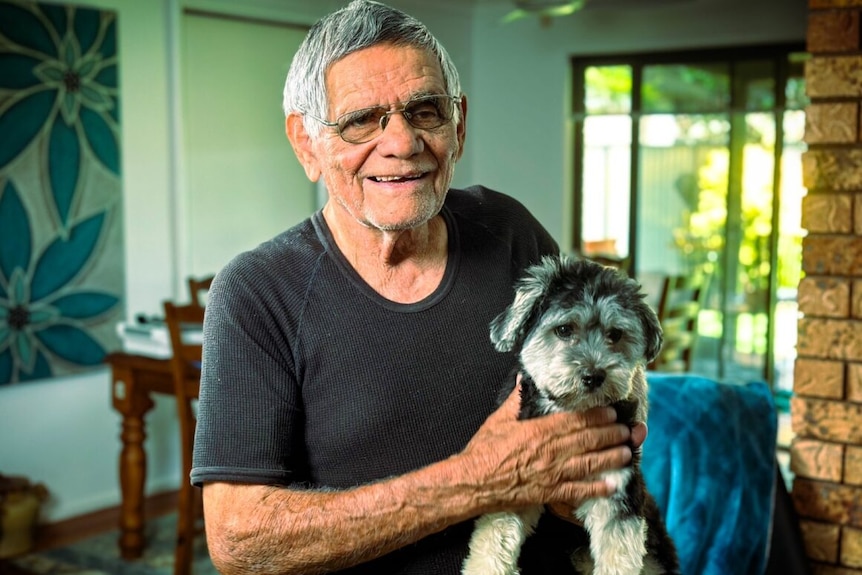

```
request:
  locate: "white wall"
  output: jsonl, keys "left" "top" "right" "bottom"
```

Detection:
{"left": 0, "top": 0, "right": 805, "bottom": 523}
{"left": 180, "top": 15, "right": 312, "bottom": 277}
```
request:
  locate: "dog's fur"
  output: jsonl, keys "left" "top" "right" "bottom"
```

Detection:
{"left": 462, "top": 255, "right": 680, "bottom": 575}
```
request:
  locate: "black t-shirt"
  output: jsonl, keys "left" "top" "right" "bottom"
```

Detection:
{"left": 192, "top": 186, "right": 576, "bottom": 574}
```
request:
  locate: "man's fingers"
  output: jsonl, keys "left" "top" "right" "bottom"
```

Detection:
{"left": 569, "top": 444, "right": 632, "bottom": 480}
{"left": 631, "top": 422, "right": 648, "bottom": 448}
{"left": 555, "top": 477, "right": 616, "bottom": 504}
{"left": 542, "top": 446, "right": 632, "bottom": 505}
{"left": 531, "top": 407, "right": 618, "bottom": 441}
{"left": 540, "top": 418, "right": 631, "bottom": 456}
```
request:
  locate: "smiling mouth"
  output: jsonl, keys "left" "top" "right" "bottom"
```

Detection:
{"left": 369, "top": 174, "right": 425, "bottom": 183}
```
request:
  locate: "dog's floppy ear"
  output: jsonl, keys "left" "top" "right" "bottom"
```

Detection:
{"left": 637, "top": 298, "right": 664, "bottom": 363}
{"left": 490, "top": 259, "right": 556, "bottom": 352}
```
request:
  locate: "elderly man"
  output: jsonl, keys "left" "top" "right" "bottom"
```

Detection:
{"left": 192, "top": 1, "right": 644, "bottom": 574}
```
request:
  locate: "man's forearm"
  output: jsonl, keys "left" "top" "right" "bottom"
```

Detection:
{"left": 204, "top": 454, "right": 489, "bottom": 575}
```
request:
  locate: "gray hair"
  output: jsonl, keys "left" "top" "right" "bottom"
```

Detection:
{"left": 283, "top": 0, "right": 462, "bottom": 138}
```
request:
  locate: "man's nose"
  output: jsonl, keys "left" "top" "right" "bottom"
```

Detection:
{"left": 379, "top": 109, "right": 411, "bottom": 132}
{"left": 376, "top": 112, "right": 423, "bottom": 155}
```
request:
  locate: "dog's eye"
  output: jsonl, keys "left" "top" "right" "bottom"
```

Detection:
{"left": 554, "top": 324, "right": 574, "bottom": 340}
{"left": 607, "top": 328, "right": 623, "bottom": 343}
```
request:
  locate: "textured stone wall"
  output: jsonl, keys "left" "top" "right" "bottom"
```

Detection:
{"left": 791, "top": 1, "right": 862, "bottom": 572}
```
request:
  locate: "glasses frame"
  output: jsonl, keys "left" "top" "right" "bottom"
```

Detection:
{"left": 303, "top": 94, "right": 462, "bottom": 144}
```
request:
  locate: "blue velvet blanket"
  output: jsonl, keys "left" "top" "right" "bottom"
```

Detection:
{"left": 642, "top": 373, "right": 778, "bottom": 575}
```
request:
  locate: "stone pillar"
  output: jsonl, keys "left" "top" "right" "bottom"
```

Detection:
{"left": 791, "top": 1, "right": 862, "bottom": 573}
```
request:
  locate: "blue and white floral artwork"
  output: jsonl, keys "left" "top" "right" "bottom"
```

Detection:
{"left": 0, "top": 0, "right": 124, "bottom": 385}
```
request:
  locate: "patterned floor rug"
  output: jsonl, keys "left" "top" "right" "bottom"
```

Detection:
{"left": 4, "top": 514, "right": 216, "bottom": 575}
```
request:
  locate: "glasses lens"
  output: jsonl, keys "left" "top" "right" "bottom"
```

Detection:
{"left": 337, "top": 106, "right": 387, "bottom": 144}
{"left": 404, "top": 95, "right": 454, "bottom": 130}
{"left": 334, "top": 96, "right": 456, "bottom": 144}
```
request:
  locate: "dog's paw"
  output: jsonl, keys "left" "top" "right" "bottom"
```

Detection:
{"left": 462, "top": 509, "right": 541, "bottom": 575}
{"left": 585, "top": 508, "right": 647, "bottom": 575}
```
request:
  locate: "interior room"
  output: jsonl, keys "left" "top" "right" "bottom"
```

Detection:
{"left": 3, "top": 0, "right": 860, "bottom": 573}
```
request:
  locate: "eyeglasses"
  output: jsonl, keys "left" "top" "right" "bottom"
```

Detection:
{"left": 304, "top": 94, "right": 461, "bottom": 144}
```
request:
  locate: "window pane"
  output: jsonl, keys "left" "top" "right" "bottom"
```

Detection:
{"left": 786, "top": 57, "right": 809, "bottom": 110}
{"left": 581, "top": 115, "right": 631, "bottom": 259}
{"left": 637, "top": 114, "right": 729, "bottom": 274}
{"left": 585, "top": 65, "right": 632, "bottom": 115}
{"left": 642, "top": 63, "right": 730, "bottom": 114}
{"left": 637, "top": 114, "right": 730, "bottom": 380}
{"left": 737, "top": 60, "right": 776, "bottom": 111}
{"left": 726, "top": 113, "right": 776, "bottom": 383}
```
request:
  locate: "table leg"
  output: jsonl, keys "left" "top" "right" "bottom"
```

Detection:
{"left": 112, "top": 370, "right": 155, "bottom": 560}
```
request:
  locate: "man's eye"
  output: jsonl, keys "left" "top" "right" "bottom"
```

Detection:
{"left": 407, "top": 103, "right": 440, "bottom": 121}
{"left": 405, "top": 99, "right": 445, "bottom": 126}
{"left": 554, "top": 325, "right": 574, "bottom": 339}
{"left": 607, "top": 328, "right": 623, "bottom": 343}
{"left": 341, "top": 109, "right": 383, "bottom": 129}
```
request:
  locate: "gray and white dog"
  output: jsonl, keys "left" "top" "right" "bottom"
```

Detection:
{"left": 462, "top": 255, "right": 679, "bottom": 575}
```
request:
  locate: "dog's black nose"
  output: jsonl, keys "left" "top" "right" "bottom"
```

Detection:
{"left": 583, "top": 372, "right": 606, "bottom": 390}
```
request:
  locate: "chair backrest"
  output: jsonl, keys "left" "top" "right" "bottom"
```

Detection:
{"left": 163, "top": 301, "right": 205, "bottom": 473}
{"left": 163, "top": 300, "right": 206, "bottom": 575}
{"left": 186, "top": 275, "right": 214, "bottom": 308}
{"left": 650, "top": 272, "right": 708, "bottom": 373}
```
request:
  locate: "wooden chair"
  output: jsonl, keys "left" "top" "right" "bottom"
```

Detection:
{"left": 186, "top": 275, "right": 214, "bottom": 308}
{"left": 163, "top": 300, "right": 206, "bottom": 575}
{"left": 650, "top": 272, "right": 708, "bottom": 373}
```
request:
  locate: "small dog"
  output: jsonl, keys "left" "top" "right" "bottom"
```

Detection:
{"left": 462, "top": 255, "right": 679, "bottom": 575}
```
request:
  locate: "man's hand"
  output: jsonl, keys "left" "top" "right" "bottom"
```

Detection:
{"left": 547, "top": 420, "right": 647, "bottom": 524}
{"left": 459, "top": 382, "right": 639, "bottom": 514}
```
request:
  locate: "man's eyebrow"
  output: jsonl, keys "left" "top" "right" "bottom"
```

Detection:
{"left": 337, "top": 90, "right": 446, "bottom": 115}
{"left": 409, "top": 89, "right": 447, "bottom": 100}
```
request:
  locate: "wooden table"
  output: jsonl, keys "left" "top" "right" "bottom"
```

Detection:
{"left": 106, "top": 352, "right": 178, "bottom": 559}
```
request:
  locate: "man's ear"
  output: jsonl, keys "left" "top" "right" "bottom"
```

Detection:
{"left": 454, "top": 94, "right": 467, "bottom": 162}
{"left": 286, "top": 113, "right": 322, "bottom": 182}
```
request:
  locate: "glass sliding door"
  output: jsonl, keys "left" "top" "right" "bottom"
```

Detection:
{"left": 572, "top": 45, "right": 807, "bottom": 392}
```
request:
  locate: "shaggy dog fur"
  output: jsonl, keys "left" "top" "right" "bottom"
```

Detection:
{"left": 462, "top": 255, "right": 680, "bottom": 575}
